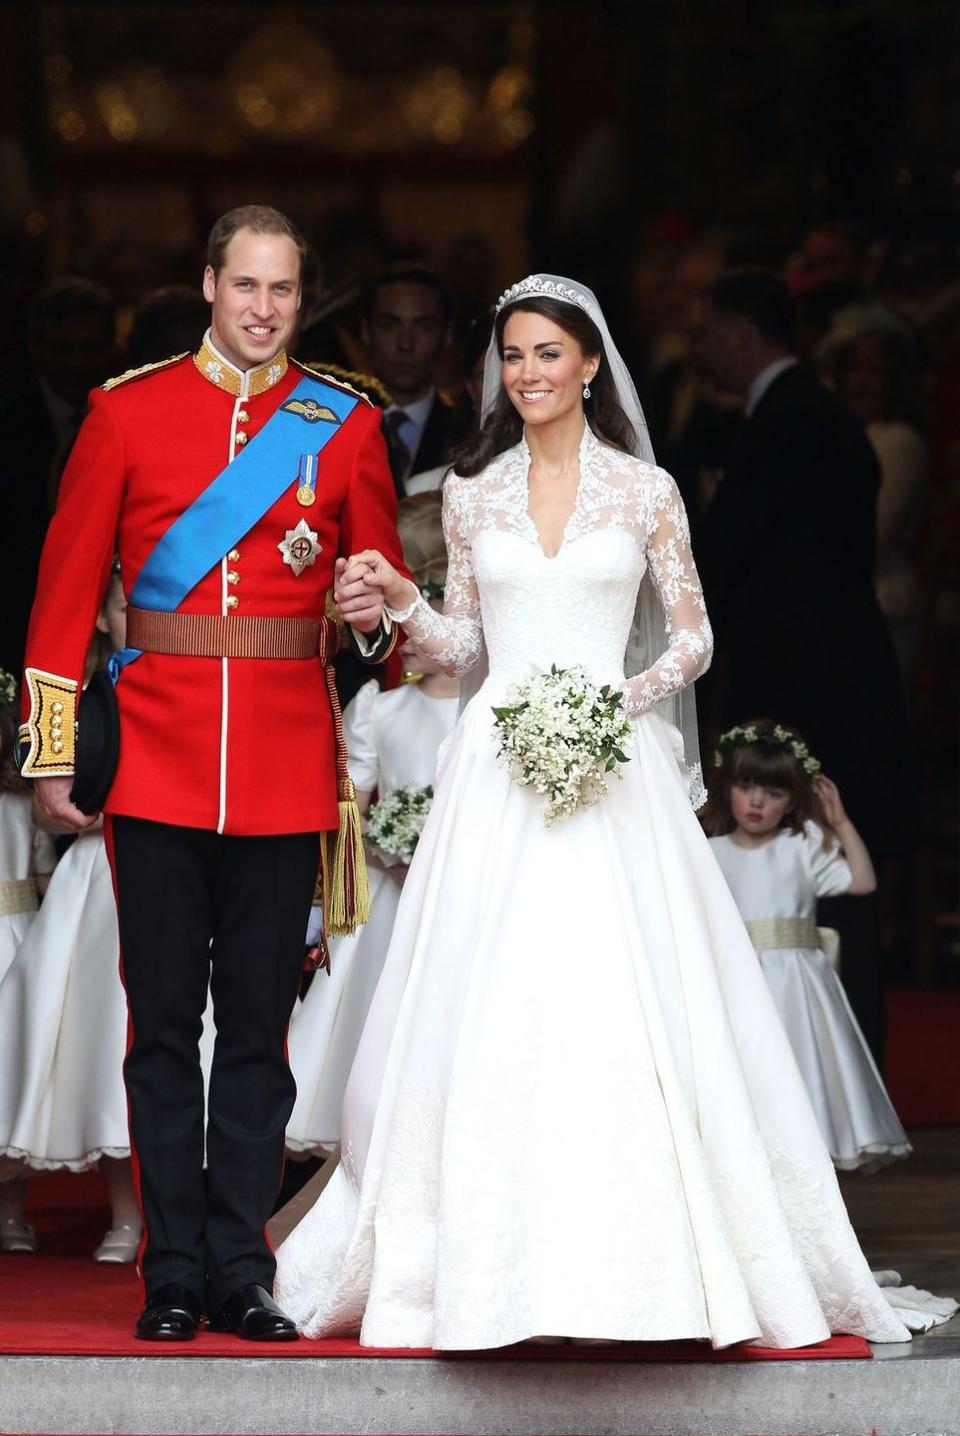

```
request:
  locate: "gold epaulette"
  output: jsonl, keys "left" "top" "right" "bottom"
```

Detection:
{"left": 102, "top": 352, "right": 189, "bottom": 392}
{"left": 292, "top": 359, "right": 377, "bottom": 408}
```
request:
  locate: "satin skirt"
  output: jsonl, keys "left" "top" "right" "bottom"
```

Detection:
{"left": 275, "top": 693, "right": 946, "bottom": 1350}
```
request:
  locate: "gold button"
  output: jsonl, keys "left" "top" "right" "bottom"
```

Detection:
{"left": 51, "top": 701, "right": 64, "bottom": 715}
{"left": 228, "top": 549, "right": 240, "bottom": 562}
{"left": 51, "top": 740, "right": 64, "bottom": 754}
{"left": 237, "top": 409, "right": 249, "bottom": 424}
{"left": 227, "top": 570, "right": 240, "bottom": 585}
{"left": 226, "top": 594, "right": 239, "bottom": 610}
{"left": 51, "top": 723, "right": 63, "bottom": 738}
{"left": 235, "top": 431, "right": 248, "bottom": 446}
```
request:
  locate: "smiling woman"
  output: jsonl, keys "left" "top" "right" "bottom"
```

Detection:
{"left": 201, "top": 205, "right": 305, "bottom": 371}
{"left": 453, "top": 293, "right": 637, "bottom": 478}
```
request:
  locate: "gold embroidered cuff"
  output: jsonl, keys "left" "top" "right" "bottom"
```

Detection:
{"left": 19, "top": 669, "right": 78, "bottom": 778}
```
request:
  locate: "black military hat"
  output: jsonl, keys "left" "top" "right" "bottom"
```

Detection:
{"left": 70, "top": 668, "right": 120, "bottom": 815}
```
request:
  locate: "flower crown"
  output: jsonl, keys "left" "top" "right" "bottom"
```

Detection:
{"left": 714, "top": 724, "right": 822, "bottom": 779}
{"left": 0, "top": 668, "right": 17, "bottom": 706}
{"left": 496, "top": 276, "right": 592, "bottom": 316}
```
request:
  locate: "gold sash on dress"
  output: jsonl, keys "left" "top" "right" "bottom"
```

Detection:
{"left": 744, "top": 917, "right": 841, "bottom": 972}
{"left": 0, "top": 879, "right": 38, "bottom": 917}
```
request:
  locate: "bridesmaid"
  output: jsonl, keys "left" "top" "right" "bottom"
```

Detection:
{"left": 286, "top": 494, "right": 460, "bottom": 1155}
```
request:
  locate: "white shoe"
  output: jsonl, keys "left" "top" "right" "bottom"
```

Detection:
{"left": 93, "top": 1224, "right": 141, "bottom": 1263}
{"left": 0, "top": 1217, "right": 38, "bottom": 1254}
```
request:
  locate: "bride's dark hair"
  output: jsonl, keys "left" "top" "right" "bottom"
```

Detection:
{"left": 453, "top": 296, "right": 638, "bottom": 477}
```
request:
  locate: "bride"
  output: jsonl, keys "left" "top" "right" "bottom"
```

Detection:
{"left": 275, "top": 275, "right": 952, "bottom": 1351}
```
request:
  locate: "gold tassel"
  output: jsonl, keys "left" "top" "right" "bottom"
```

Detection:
{"left": 326, "top": 776, "right": 372, "bottom": 936}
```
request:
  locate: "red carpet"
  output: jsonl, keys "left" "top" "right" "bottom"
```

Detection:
{"left": 1, "top": 1172, "right": 871, "bottom": 1361}
{"left": 885, "top": 986, "right": 960, "bottom": 1125}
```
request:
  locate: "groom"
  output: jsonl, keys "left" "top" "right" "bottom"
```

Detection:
{"left": 20, "top": 205, "right": 405, "bottom": 1340}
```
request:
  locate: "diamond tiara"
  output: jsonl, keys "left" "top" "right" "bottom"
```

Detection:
{"left": 495, "top": 276, "right": 592, "bottom": 315}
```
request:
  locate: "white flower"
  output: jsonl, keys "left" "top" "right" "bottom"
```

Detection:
{"left": 491, "top": 664, "right": 633, "bottom": 826}
{"left": 365, "top": 785, "right": 433, "bottom": 864}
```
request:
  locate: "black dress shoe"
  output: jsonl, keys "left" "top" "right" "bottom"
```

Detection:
{"left": 136, "top": 1283, "right": 203, "bottom": 1341}
{"left": 208, "top": 1283, "right": 299, "bottom": 1341}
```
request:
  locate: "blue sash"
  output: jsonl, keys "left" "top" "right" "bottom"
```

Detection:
{"left": 111, "top": 374, "right": 358, "bottom": 678}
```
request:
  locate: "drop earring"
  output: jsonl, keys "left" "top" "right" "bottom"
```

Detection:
{"left": 582, "top": 382, "right": 591, "bottom": 399}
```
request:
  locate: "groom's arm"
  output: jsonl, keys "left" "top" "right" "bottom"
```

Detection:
{"left": 339, "top": 405, "right": 411, "bottom": 663}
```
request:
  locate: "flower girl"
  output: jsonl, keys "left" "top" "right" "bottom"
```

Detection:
{"left": 0, "top": 567, "right": 142, "bottom": 1260}
{"left": 286, "top": 494, "right": 460, "bottom": 1155}
{"left": 703, "top": 719, "right": 910, "bottom": 1171}
{"left": 0, "top": 674, "right": 57, "bottom": 1252}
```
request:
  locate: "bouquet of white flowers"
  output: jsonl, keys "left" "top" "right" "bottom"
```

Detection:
{"left": 492, "top": 664, "right": 633, "bottom": 826}
{"left": 365, "top": 784, "right": 434, "bottom": 865}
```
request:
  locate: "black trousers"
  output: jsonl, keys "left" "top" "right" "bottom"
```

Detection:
{"left": 107, "top": 816, "right": 318, "bottom": 1309}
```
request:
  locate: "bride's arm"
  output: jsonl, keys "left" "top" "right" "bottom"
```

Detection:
{"left": 622, "top": 472, "right": 713, "bottom": 717}
{"left": 340, "top": 478, "right": 484, "bottom": 678}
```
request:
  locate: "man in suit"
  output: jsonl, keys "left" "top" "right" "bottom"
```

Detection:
{"left": 695, "top": 268, "right": 917, "bottom": 1065}
{"left": 363, "top": 266, "right": 467, "bottom": 494}
{"left": 22, "top": 206, "right": 404, "bottom": 1342}
{"left": 0, "top": 278, "right": 117, "bottom": 674}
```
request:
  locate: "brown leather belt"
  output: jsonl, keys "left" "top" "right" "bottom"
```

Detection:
{"left": 126, "top": 607, "right": 338, "bottom": 661}
{"left": 125, "top": 604, "right": 366, "bottom": 963}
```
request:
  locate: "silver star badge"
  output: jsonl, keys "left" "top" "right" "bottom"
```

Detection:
{"left": 278, "top": 518, "right": 322, "bottom": 577}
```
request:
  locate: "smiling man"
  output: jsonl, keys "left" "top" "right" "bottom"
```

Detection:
{"left": 19, "top": 205, "right": 405, "bottom": 1343}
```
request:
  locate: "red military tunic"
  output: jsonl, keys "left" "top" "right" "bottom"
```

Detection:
{"left": 20, "top": 335, "right": 404, "bottom": 836}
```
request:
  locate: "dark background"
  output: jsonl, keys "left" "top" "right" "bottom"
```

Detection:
{"left": 1, "top": 0, "right": 957, "bottom": 989}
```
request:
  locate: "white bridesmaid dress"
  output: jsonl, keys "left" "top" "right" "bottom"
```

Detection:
{"left": 709, "top": 823, "right": 911, "bottom": 1172}
{"left": 0, "top": 828, "right": 130, "bottom": 1171}
{"left": 275, "top": 430, "right": 954, "bottom": 1350}
{"left": 286, "top": 680, "right": 459, "bottom": 1154}
{"left": 0, "top": 791, "right": 56, "bottom": 985}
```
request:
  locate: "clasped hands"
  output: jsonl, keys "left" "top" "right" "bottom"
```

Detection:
{"left": 334, "top": 551, "right": 416, "bottom": 632}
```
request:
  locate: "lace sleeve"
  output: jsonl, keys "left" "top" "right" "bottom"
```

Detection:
{"left": 623, "top": 472, "right": 713, "bottom": 717}
{"left": 385, "top": 475, "right": 484, "bottom": 677}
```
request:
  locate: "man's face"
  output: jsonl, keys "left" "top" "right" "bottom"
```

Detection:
{"left": 202, "top": 228, "right": 301, "bottom": 371}
{"left": 29, "top": 312, "right": 118, "bottom": 408}
{"left": 696, "top": 299, "right": 745, "bottom": 394}
{"left": 365, "top": 282, "right": 448, "bottom": 402}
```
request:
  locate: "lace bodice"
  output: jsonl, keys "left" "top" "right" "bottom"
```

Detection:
{"left": 389, "top": 426, "right": 713, "bottom": 712}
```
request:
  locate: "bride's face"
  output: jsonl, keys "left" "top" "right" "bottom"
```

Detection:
{"left": 500, "top": 311, "right": 598, "bottom": 428}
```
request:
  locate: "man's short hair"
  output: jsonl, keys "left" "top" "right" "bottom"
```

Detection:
{"left": 28, "top": 276, "right": 114, "bottom": 333}
{"left": 706, "top": 267, "right": 797, "bottom": 350}
{"left": 365, "top": 266, "right": 454, "bottom": 325}
{"left": 206, "top": 205, "right": 310, "bottom": 280}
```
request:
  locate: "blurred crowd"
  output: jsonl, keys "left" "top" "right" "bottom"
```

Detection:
{"left": 0, "top": 214, "right": 957, "bottom": 1020}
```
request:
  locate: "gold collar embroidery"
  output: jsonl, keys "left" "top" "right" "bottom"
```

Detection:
{"left": 193, "top": 331, "right": 288, "bottom": 398}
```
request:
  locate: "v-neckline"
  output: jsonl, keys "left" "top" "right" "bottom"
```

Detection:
{"left": 521, "top": 426, "right": 588, "bottom": 561}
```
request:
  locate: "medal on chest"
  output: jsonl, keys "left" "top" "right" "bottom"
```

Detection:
{"left": 295, "top": 452, "right": 318, "bottom": 507}
{"left": 279, "top": 519, "right": 322, "bottom": 576}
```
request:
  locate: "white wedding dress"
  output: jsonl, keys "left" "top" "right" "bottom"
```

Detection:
{"left": 275, "top": 427, "right": 952, "bottom": 1350}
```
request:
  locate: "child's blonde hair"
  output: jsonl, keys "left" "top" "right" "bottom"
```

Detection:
{"left": 397, "top": 492, "right": 447, "bottom": 594}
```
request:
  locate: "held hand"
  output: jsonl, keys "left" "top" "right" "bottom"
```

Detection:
{"left": 815, "top": 774, "right": 847, "bottom": 831}
{"left": 335, "top": 550, "right": 415, "bottom": 619}
{"left": 33, "top": 775, "right": 98, "bottom": 831}
{"left": 334, "top": 555, "right": 383, "bottom": 633}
